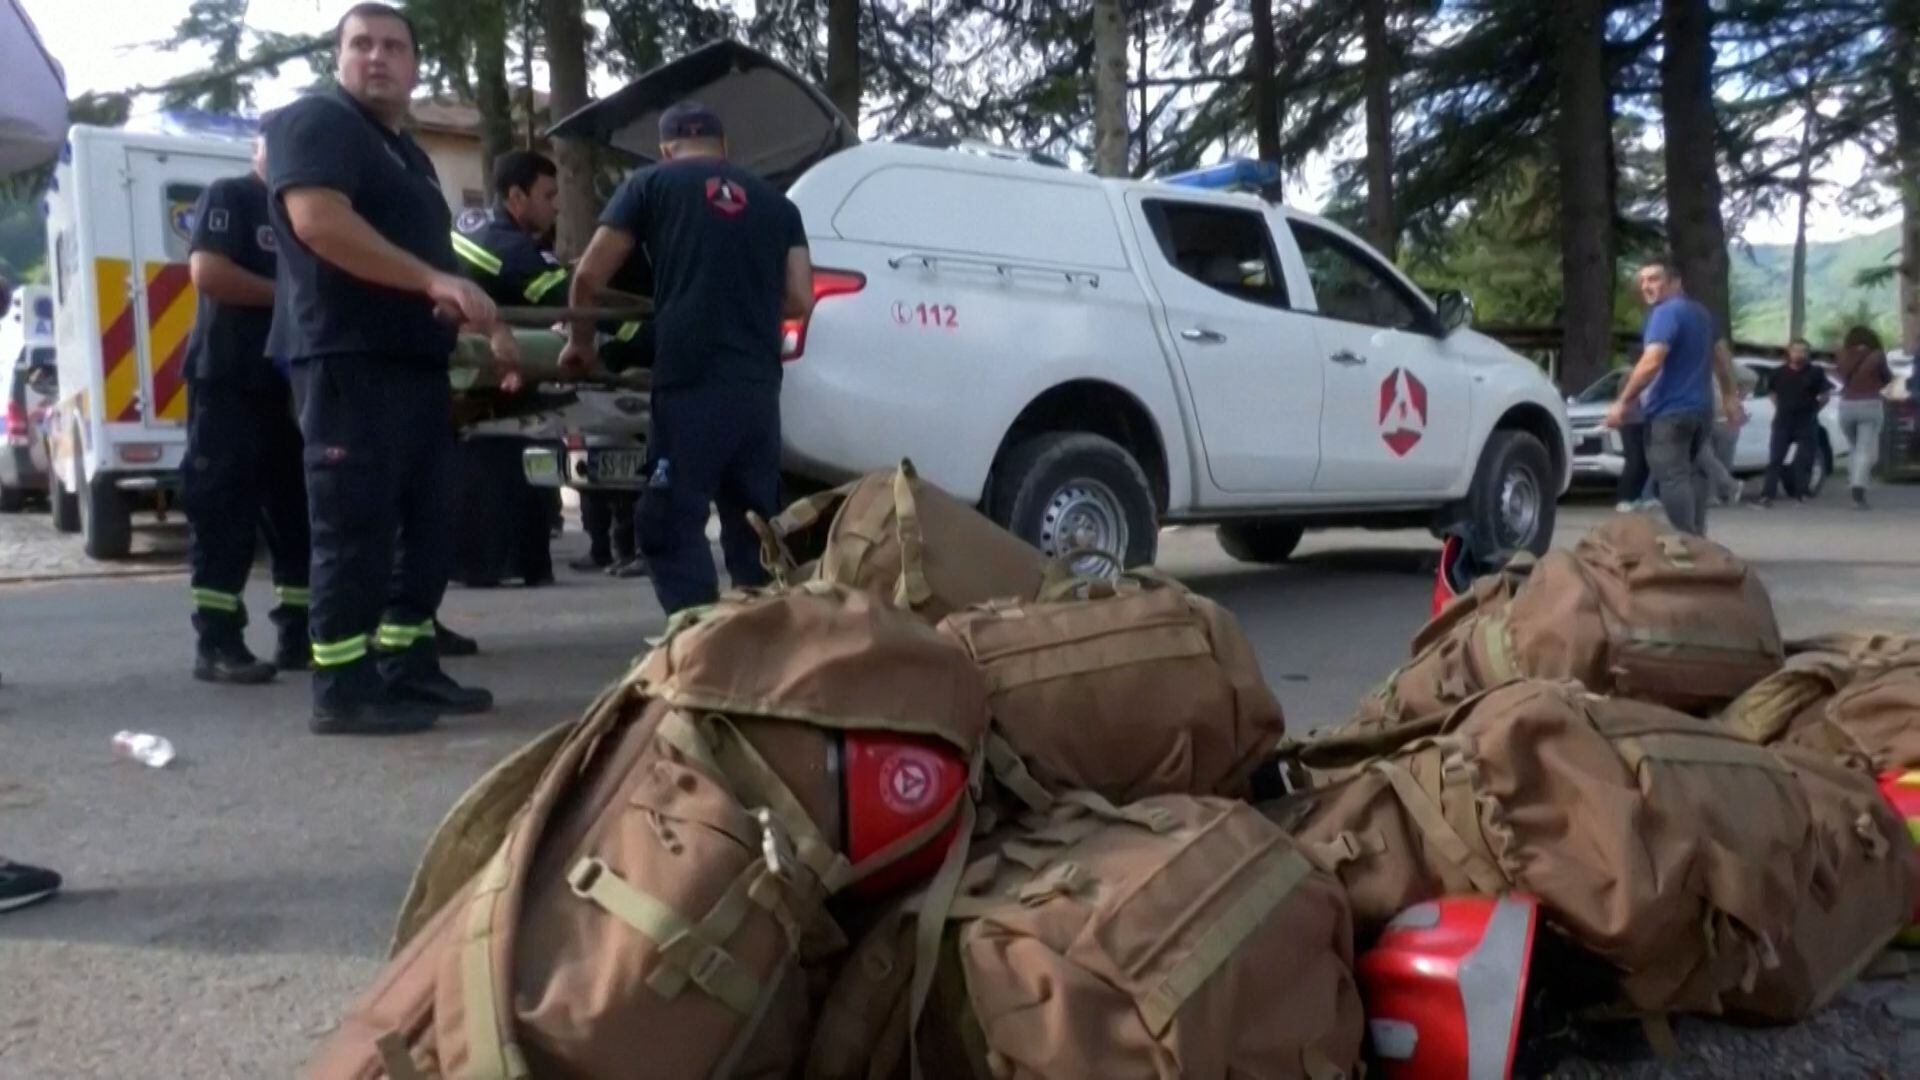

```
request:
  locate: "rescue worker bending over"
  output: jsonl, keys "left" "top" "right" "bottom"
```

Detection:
{"left": 264, "top": 2, "right": 518, "bottom": 735}
{"left": 449, "top": 150, "right": 567, "bottom": 588}
{"left": 562, "top": 102, "right": 812, "bottom": 615}
{"left": 180, "top": 136, "right": 313, "bottom": 684}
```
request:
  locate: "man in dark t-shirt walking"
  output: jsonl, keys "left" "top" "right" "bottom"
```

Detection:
{"left": 561, "top": 102, "right": 814, "bottom": 614}
{"left": 1756, "top": 339, "right": 1829, "bottom": 506}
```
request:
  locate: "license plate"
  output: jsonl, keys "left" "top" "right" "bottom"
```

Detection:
{"left": 589, "top": 449, "right": 649, "bottom": 484}
{"left": 1576, "top": 436, "right": 1603, "bottom": 455}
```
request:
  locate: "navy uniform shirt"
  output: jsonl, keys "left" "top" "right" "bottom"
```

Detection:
{"left": 185, "top": 174, "right": 277, "bottom": 386}
{"left": 598, "top": 158, "right": 806, "bottom": 389}
{"left": 451, "top": 206, "right": 570, "bottom": 307}
{"left": 263, "top": 86, "right": 457, "bottom": 366}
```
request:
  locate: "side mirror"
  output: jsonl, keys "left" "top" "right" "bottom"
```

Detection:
{"left": 1435, "top": 290, "right": 1475, "bottom": 335}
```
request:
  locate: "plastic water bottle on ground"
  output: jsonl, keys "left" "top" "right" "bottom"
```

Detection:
{"left": 112, "top": 731, "right": 176, "bottom": 768}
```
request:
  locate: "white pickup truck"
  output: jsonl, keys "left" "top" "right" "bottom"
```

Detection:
{"left": 554, "top": 43, "right": 1573, "bottom": 566}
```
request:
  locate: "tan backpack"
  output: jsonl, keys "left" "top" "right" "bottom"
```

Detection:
{"left": 1268, "top": 680, "right": 1816, "bottom": 1016}
{"left": 753, "top": 460, "right": 1050, "bottom": 624}
{"left": 312, "top": 585, "right": 992, "bottom": 1079}
{"left": 1723, "top": 746, "right": 1914, "bottom": 1023}
{"left": 1721, "top": 633, "right": 1920, "bottom": 771}
{"left": 807, "top": 794, "right": 1365, "bottom": 1080}
{"left": 1355, "top": 515, "right": 1783, "bottom": 729}
{"left": 937, "top": 571, "right": 1286, "bottom": 811}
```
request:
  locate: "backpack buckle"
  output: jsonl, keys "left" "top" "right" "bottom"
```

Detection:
{"left": 754, "top": 807, "right": 796, "bottom": 880}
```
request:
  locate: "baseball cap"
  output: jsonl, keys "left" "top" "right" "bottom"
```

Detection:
{"left": 659, "top": 102, "right": 725, "bottom": 141}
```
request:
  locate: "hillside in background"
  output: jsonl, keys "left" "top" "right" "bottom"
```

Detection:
{"left": 1731, "top": 224, "right": 1902, "bottom": 347}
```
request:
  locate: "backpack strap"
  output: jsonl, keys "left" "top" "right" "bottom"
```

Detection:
{"left": 1371, "top": 759, "right": 1507, "bottom": 895}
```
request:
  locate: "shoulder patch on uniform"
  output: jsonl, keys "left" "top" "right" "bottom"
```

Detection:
{"left": 207, "top": 208, "right": 230, "bottom": 233}
{"left": 456, "top": 207, "right": 489, "bottom": 234}
{"left": 257, "top": 225, "right": 277, "bottom": 252}
{"left": 541, "top": 250, "right": 561, "bottom": 265}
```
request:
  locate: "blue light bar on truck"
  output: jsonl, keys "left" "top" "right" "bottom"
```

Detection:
{"left": 1163, "top": 159, "right": 1283, "bottom": 193}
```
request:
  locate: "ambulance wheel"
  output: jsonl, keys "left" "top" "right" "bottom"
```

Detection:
{"left": 52, "top": 437, "right": 80, "bottom": 533}
{"left": 1465, "top": 431, "right": 1554, "bottom": 558}
{"left": 79, "top": 466, "right": 132, "bottom": 560}
{"left": 991, "top": 432, "right": 1158, "bottom": 570}
{"left": 1217, "top": 520, "right": 1305, "bottom": 565}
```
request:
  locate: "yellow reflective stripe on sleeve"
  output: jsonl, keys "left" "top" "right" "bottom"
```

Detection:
{"left": 274, "top": 585, "right": 311, "bottom": 608}
{"left": 311, "top": 634, "right": 369, "bottom": 667}
{"left": 451, "top": 233, "right": 503, "bottom": 275}
{"left": 190, "top": 588, "right": 242, "bottom": 613}
{"left": 524, "top": 269, "right": 568, "bottom": 303}
{"left": 614, "top": 321, "right": 642, "bottom": 343}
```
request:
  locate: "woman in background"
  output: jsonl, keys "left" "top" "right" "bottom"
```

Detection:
{"left": 1834, "top": 325, "right": 1895, "bottom": 510}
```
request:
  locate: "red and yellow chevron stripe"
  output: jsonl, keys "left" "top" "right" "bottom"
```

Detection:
{"left": 144, "top": 261, "right": 195, "bottom": 423}
{"left": 96, "top": 257, "right": 139, "bottom": 423}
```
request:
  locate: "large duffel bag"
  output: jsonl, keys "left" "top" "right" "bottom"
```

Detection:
{"left": 1353, "top": 515, "right": 1784, "bottom": 731}
{"left": 937, "top": 571, "right": 1286, "bottom": 809}
{"left": 312, "top": 585, "right": 992, "bottom": 1079}
{"left": 1267, "top": 680, "right": 1816, "bottom": 1015}
{"left": 1721, "top": 633, "right": 1920, "bottom": 771}
{"left": 807, "top": 793, "right": 1365, "bottom": 1080}
{"left": 754, "top": 460, "right": 1050, "bottom": 625}
{"left": 1723, "top": 745, "right": 1914, "bottom": 1022}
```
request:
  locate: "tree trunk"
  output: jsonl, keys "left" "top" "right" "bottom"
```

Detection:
{"left": 1789, "top": 99, "right": 1816, "bottom": 342}
{"left": 542, "top": 0, "right": 595, "bottom": 259}
{"left": 1250, "top": 0, "right": 1279, "bottom": 162}
{"left": 1554, "top": 0, "right": 1617, "bottom": 394}
{"left": 522, "top": 5, "right": 538, "bottom": 149}
{"left": 1890, "top": 0, "right": 1920, "bottom": 353}
{"left": 826, "top": 0, "right": 861, "bottom": 129}
{"left": 474, "top": 0, "right": 516, "bottom": 183}
{"left": 1361, "top": 0, "right": 1397, "bottom": 258}
{"left": 1092, "top": 0, "right": 1129, "bottom": 177}
{"left": 1659, "top": 0, "right": 1733, "bottom": 337}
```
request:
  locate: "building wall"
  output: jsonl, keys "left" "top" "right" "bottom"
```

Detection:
{"left": 416, "top": 130, "right": 488, "bottom": 210}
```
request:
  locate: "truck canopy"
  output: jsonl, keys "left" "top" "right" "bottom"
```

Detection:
{"left": 546, "top": 40, "right": 857, "bottom": 187}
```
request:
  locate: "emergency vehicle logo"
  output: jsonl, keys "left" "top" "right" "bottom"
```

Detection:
{"left": 170, "top": 200, "right": 200, "bottom": 242}
{"left": 1378, "top": 367, "right": 1428, "bottom": 457}
{"left": 456, "top": 207, "right": 489, "bottom": 233}
{"left": 877, "top": 747, "right": 944, "bottom": 814}
{"left": 705, "top": 177, "right": 748, "bottom": 218}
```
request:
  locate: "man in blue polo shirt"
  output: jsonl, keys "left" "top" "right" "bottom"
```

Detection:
{"left": 264, "top": 2, "right": 518, "bottom": 735}
{"left": 1605, "top": 254, "right": 1742, "bottom": 536}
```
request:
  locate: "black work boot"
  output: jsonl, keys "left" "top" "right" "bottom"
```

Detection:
{"left": 194, "top": 638, "right": 277, "bottom": 685}
{"left": 381, "top": 641, "right": 493, "bottom": 715}
{"left": 271, "top": 609, "right": 311, "bottom": 672}
{"left": 311, "top": 658, "right": 436, "bottom": 736}
{"left": 434, "top": 619, "right": 480, "bottom": 658}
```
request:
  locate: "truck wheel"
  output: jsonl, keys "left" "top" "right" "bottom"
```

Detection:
{"left": 79, "top": 465, "right": 132, "bottom": 560}
{"left": 1464, "top": 430, "right": 1555, "bottom": 558}
{"left": 1217, "top": 520, "right": 1306, "bottom": 565}
{"left": 990, "top": 432, "right": 1158, "bottom": 569}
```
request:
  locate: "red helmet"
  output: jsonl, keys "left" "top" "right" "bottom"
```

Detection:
{"left": 839, "top": 732, "right": 970, "bottom": 898}
{"left": 1357, "top": 894, "right": 1539, "bottom": 1080}
{"left": 1878, "top": 770, "right": 1920, "bottom": 946}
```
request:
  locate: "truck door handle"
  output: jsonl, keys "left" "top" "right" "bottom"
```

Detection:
{"left": 1330, "top": 349, "right": 1368, "bottom": 366}
{"left": 1181, "top": 328, "right": 1227, "bottom": 344}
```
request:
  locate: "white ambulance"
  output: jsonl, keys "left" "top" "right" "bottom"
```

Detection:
{"left": 43, "top": 124, "right": 251, "bottom": 557}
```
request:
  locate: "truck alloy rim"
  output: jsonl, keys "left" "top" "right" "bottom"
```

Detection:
{"left": 1497, "top": 467, "right": 1539, "bottom": 549}
{"left": 1040, "top": 480, "right": 1129, "bottom": 571}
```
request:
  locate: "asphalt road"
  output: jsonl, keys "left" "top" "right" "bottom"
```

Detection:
{"left": 2, "top": 492, "right": 1918, "bottom": 1076}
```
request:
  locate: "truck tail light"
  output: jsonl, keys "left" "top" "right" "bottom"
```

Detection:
{"left": 119, "top": 444, "right": 163, "bottom": 464}
{"left": 781, "top": 268, "right": 866, "bottom": 362}
{"left": 4, "top": 400, "right": 28, "bottom": 446}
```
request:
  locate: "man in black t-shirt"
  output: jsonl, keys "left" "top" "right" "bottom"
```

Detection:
{"left": 180, "top": 136, "right": 312, "bottom": 685}
{"left": 264, "top": 2, "right": 515, "bottom": 735}
{"left": 1757, "top": 339, "right": 1829, "bottom": 506}
{"left": 560, "top": 102, "right": 814, "bottom": 614}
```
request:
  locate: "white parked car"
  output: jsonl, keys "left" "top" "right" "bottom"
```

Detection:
{"left": 553, "top": 42, "right": 1574, "bottom": 564}
{"left": 1566, "top": 359, "right": 1851, "bottom": 493}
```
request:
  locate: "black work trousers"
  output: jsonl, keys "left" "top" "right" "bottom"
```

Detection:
{"left": 181, "top": 376, "right": 311, "bottom": 648}
{"left": 292, "top": 357, "right": 454, "bottom": 707}
{"left": 636, "top": 384, "right": 780, "bottom": 614}
{"left": 1761, "top": 415, "right": 1819, "bottom": 500}
{"left": 581, "top": 490, "right": 637, "bottom": 565}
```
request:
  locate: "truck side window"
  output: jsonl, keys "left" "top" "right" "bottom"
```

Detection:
{"left": 1143, "top": 200, "right": 1288, "bottom": 309}
{"left": 1289, "top": 221, "right": 1427, "bottom": 333}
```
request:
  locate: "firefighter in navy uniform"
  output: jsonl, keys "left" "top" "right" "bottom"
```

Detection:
{"left": 561, "top": 102, "right": 813, "bottom": 614}
{"left": 179, "top": 137, "right": 312, "bottom": 683}
{"left": 264, "top": 3, "right": 516, "bottom": 735}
